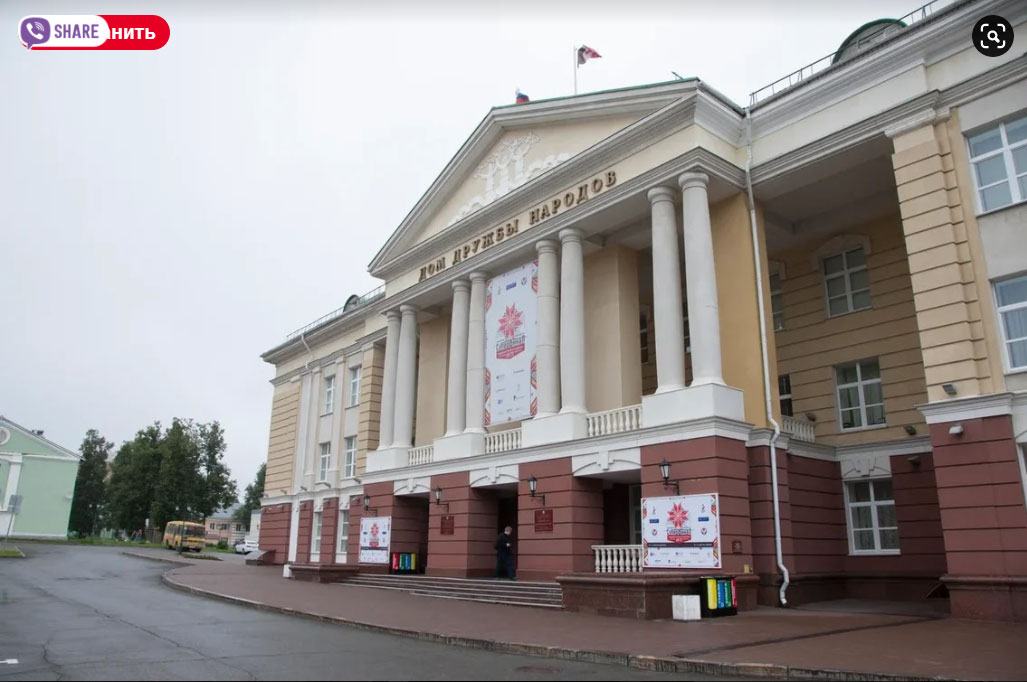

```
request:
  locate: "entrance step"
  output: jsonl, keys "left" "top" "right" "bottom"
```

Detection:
{"left": 338, "top": 574, "right": 563, "bottom": 609}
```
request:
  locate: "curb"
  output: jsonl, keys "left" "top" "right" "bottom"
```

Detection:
{"left": 156, "top": 566, "right": 953, "bottom": 682}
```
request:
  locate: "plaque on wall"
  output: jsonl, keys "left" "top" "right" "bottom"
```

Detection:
{"left": 440, "top": 515, "right": 455, "bottom": 535}
{"left": 534, "top": 508, "right": 554, "bottom": 532}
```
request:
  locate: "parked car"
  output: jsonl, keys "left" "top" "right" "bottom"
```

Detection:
{"left": 235, "top": 539, "right": 258, "bottom": 554}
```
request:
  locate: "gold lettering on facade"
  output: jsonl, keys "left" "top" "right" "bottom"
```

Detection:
{"left": 416, "top": 170, "right": 615, "bottom": 281}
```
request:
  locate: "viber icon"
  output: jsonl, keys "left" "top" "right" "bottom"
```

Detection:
{"left": 21, "top": 17, "right": 50, "bottom": 49}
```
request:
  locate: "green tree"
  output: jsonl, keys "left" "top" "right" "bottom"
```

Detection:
{"left": 233, "top": 463, "right": 265, "bottom": 531}
{"left": 151, "top": 418, "right": 201, "bottom": 529}
{"left": 68, "top": 430, "right": 112, "bottom": 537}
{"left": 106, "top": 423, "right": 164, "bottom": 532}
{"left": 197, "top": 421, "right": 238, "bottom": 518}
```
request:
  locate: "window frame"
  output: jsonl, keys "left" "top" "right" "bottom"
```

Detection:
{"left": 967, "top": 114, "right": 1027, "bottom": 215}
{"left": 323, "top": 375, "right": 335, "bottom": 415}
{"left": 312, "top": 510, "right": 322, "bottom": 554}
{"left": 318, "top": 442, "right": 331, "bottom": 482}
{"left": 343, "top": 436, "right": 357, "bottom": 479}
{"left": 778, "top": 374, "right": 793, "bottom": 418}
{"left": 822, "top": 247, "right": 871, "bottom": 317}
{"left": 338, "top": 509, "right": 350, "bottom": 553}
{"left": 844, "top": 478, "right": 900, "bottom": 556}
{"left": 348, "top": 366, "right": 362, "bottom": 407}
{"left": 770, "top": 272, "right": 785, "bottom": 331}
{"left": 994, "top": 274, "right": 1027, "bottom": 373}
{"left": 835, "top": 359, "right": 886, "bottom": 431}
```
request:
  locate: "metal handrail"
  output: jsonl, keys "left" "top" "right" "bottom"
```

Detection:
{"left": 285, "top": 284, "right": 386, "bottom": 341}
{"left": 749, "top": 0, "right": 954, "bottom": 106}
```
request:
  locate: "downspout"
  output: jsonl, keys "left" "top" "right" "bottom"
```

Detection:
{"left": 745, "top": 106, "right": 790, "bottom": 606}
{"left": 300, "top": 332, "right": 314, "bottom": 369}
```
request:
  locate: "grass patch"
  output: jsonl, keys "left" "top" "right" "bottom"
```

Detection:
{"left": 181, "top": 552, "right": 222, "bottom": 561}
{"left": 0, "top": 547, "right": 25, "bottom": 558}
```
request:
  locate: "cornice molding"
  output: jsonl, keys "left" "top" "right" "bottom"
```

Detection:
{"left": 268, "top": 326, "right": 387, "bottom": 384}
{"left": 918, "top": 392, "right": 1015, "bottom": 424}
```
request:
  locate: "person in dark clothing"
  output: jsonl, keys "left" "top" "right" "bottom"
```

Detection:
{"left": 495, "top": 525, "right": 516, "bottom": 580}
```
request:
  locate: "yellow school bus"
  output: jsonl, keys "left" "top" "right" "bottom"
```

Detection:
{"left": 163, "top": 521, "right": 206, "bottom": 552}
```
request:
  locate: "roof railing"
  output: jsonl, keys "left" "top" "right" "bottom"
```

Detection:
{"left": 748, "top": 0, "right": 955, "bottom": 106}
{"left": 285, "top": 284, "right": 386, "bottom": 341}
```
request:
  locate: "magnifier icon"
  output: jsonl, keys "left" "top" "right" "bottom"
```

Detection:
{"left": 988, "top": 29, "right": 1000, "bottom": 43}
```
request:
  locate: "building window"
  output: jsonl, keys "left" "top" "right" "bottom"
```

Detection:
{"left": 836, "top": 359, "right": 885, "bottom": 430}
{"left": 318, "top": 442, "right": 331, "bottom": 482}
{"left": 312, "top": 511, "right": 322, "bottom": 553}
{"left": 234, "top": 524, "right": 242, "bottom": 532}
{"left": 845, "top": 479, "right": 899, "bottom": 554}
{"left": 967, "top": 114, "right": 1027, "bottom": 212}
{"left": 343, "top": 436, "right": 356, "bottom": 478}
{"left": 823, "top": 247, "right": 871, "bottom": 316}
{"left": 639, "top": 306, "right": 650, "bottom": 364}
{"left": 770, "top": 272, "right": 785, "bottom": 331}
{"left": 209, "top": 522, "right": 215, "bottom": 530}
{"left": 629, "top": 484, "right": 642, "bottom": 545}
{"left": 219, "top": 523, "right": 228, "bottom": 530}
{"left": 995, "top": 275, "right": 1027, "bottom": 370}
{"left": 323, "top": 375, "right": 335, "bottom": 414}
{"left": 349, "top": 366, "right": 362, "bottom": 407}
{"left": 778, "top": 374, "right": 793, "bottom": 417}
{"left": 338, "top": 509, "right": 349, "bottom": 553}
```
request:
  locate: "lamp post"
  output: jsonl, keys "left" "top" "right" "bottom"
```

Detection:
{"left": 659, "top": 459, "right": 680, "bottom": 494}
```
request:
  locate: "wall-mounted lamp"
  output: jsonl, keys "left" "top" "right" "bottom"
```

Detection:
{"left": 942, "top": 383, "right": 958, "bottom": 396}
{"left": 279, "top": 489, "right": 289, "bottom": 495}
{"left": 527, "top": 476, "right": 546, "bottom": 506}
{"left": 299, "top": 486, "right": 309, "bottom": 492}
{"left": 659, "top": 459, "right": 680, "bottom": 494}
{"left": 903, "top": 425, "right": 917, "bottom": 436}
{"left": 433, "top": 486, "right": 449, "bottom": 512}
{"left": 948, "top": 424, "right": 964, "bottom": 436}
{"left": 906, "top": 454, "right": 922, "bottom": 467}
{"left": 315, "top": 481, "right": 331, "bottom": 488}
{"left": 804, "top": 412, "right": 817, "bottom": 422}
{"left": 363, "top": 494, "right": 378, "bottom": 515}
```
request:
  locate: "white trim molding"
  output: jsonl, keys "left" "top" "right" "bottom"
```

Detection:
{"left": 917, "top": 392, "right": 1015, "bottom": 424}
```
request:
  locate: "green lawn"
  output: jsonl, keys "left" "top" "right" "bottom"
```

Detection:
{"left": 0, "top": 547, "right": 25, "bottom": 558}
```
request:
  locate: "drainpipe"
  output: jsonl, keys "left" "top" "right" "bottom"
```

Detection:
{"left": 300, "top": 332, "right": 314, "bottom": 369}
{"left": 745, "top": 106, "right": 790, "bottom": 606}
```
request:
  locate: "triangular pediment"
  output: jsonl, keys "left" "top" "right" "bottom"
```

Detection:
{"left": 369, "top": 81, "right": 702, "bottom": 276}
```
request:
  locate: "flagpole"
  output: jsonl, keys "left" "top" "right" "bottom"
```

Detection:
{"left": 573, "top": 45, "right": 578, "bottom": 95}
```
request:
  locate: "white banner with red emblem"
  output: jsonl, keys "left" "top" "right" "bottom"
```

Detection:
{"left": 484, "top": 260, "right": 538, "bottom": 425}
{"left": 358, "top": 515, "right": 391, "bottom": 564}
{"left": 641, "top": 493, "right": 721, "bottom": 569}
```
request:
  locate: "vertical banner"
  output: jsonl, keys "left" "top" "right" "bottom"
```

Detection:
{"left": 641, "top": 493, "right": 721, "bottom": 569}
{"left": 358, "top": 515, "right": 391, "bottom": 564}
{"left": 484, "top": 260, "right": 538, "bottom": 424}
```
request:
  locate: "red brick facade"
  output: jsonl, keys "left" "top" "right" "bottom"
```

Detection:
{"left": 258, "top": 502, "right": 292, "bottom": 565}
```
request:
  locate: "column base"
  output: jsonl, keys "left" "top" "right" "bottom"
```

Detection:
{"left": 641, "top": 383, "right": 744, "bottom": 428}
{"left": 433, "top": 432, "right": 484, "bottom": 461}
{"left": 366, "top": 446, "right": 409, "bottom": 472}
{"left": 521, "top": 412, "right": 586, "bottom": 447}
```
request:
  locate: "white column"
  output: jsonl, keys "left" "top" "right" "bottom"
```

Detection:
{"left": 445, "top": 280, "right": 470, "bottom": 436}
{"left": 392, "top": 304, "right": 419, "bottom": 448}
{"left": 647, "top": 186, "right": 686, "bottom": 393}
{"left": 559, "top": 228, "right": 586, "bottom": 414}
{"left": 465, "top": 272, "right": 488, "bottom": 433}
{"left": 535, "top": 240, "right": 561, "bottom": 417}
{"left": 377, "top": 310, "right": 401, "bottom": 450}
{"left": 679, "top": 171, "right": 724, "bottom": 386}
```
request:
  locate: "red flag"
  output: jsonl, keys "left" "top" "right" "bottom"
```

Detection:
{"left": 577, "top": 45, "right": 601, "bottom": 65}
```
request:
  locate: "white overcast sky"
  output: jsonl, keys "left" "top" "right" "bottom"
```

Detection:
{"left": 1, "top": 0, "right": 927, "bottom": 489}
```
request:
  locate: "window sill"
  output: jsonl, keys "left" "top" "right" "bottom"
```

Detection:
{"left": 975, "top": 197, "right": 1027, "bottom": 218}
{"left": 347, "top": 403, "right": 360, "bottom": 409}
{"left": 849, "top": 550, "right": 900, "bottom": 557}
{"left": 320, "top": 412, "right": 333, "bottom": 418}
{"left": 826, "top": 305, "right": 872, "bottom": 319}
{"left": 1003, "top": 365, "right": 1027, "bottom": 376}
{"left": 839, "top": 423, "right": 888, "bottom": 433}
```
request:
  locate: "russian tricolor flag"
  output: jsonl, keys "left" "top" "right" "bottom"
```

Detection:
{"left": 515, "top": 90, "right": 530, "bottom": 104}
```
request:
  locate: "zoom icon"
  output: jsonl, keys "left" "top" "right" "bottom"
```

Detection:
{"left": 973, "top": 15, "right": 1013, "bottom": 57}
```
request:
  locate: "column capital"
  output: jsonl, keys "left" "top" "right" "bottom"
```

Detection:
{"left": 678, "top": 171, "right": 710, "bottom": 191}
{"left": 385, "top": 308, "right": 402, "bottom": 321}
{"left": 536, "top": 239, "right": 559, "bottom": 255}
{"left": 646, "top": 186, "right": 676, "bottom": 204}
{"left": 451, "top": 279, "right": 470, "bottom": 293}
{"left": 558, "top": 227, "right": 583, "bottom": 245}
{"left": 469, "top": 271, "right": 489, "bottom": 284}
{"left": 399, "top": 304, "right": 419, "bottom": 315}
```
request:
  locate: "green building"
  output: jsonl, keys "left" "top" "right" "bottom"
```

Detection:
{"left": 0, "top": 416, "right": 81, "bottom": 539}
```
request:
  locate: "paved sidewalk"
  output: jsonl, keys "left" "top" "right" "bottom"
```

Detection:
{"left": 134, "top": 552, "right": 1027, "bottom": 681}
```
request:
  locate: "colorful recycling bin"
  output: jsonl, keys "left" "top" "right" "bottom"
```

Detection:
{"left": 698, "top": 575, "right": 738, "bottom": 617}
{"left": 390, "top": 552, "right": 418, "bottom": 574}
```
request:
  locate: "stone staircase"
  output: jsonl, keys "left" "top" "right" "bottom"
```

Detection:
{"left": 337, "top": 574, "right": 563, "bottom": 609}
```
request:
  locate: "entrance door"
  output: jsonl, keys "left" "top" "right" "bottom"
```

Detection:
{"left": 497, "top": 495, "right": 517, "bottom": 532}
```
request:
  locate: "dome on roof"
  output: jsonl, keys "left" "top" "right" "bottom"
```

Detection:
{"left": 833, "top": 18, "right": 907, "bottom": 64}
{"left": 342, "top": 294, "right": 361, "bottom": 311}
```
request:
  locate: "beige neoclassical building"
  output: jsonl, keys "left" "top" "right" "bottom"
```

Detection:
{"left": 259, "top": 0, "right": 1027, "bottom": 621}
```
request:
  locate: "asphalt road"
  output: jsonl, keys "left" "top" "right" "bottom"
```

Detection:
{"left": 0, "top": 544, "right": 731, "bottom": 681}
